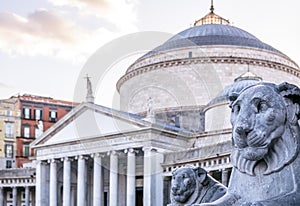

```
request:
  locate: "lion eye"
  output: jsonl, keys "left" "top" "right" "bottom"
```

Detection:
{"left": 232, "top": 105, "right": 240, "bottom": 114}
{"left": 257, "top": 101, "right": 268, "bottom": 113}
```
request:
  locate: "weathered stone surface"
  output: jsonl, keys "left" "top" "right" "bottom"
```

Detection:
{"left": 168, "top": 166, "right": 227, "bottom": 205}
{"left": 197, "top": 82, "right": 300, "bottom": 206}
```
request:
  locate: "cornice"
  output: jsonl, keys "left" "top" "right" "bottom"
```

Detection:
{"left": 117, "top": 56, "right": 300, "bottom": 91}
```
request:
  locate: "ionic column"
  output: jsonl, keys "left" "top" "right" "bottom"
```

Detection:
{"left": 36, "top": 160, "right": 48, "bottom": 205}
{"left": 93, "top": 153, "right": 103, "bottom": 206}
{"left": 12, "top": 186, "right": 17, "bottom": 206}
{"left": 25, "top": 186, "right": 30, "bottom": 206}
{"left": 49, "top": 159, "right": 58, "bottom": 206}
{"left": 0, "top": 187, "right": 3, "bottom": 206}
{"left": 143, "top": 147, "right": 152, "bottom": 206}
{"left": 63, "top": 157, "right": 71, "bottom": 206}
{"left": 143, "top": 147, "right": 163, "bottom": 206}
{"left": 77, "top": 156, "right": 86, "bottom": 206}
{"left": 125, "top": 148, "right": 136, "bottom": 206}
{"left": 109, "top": 151, "right": 118, "bottom": 206}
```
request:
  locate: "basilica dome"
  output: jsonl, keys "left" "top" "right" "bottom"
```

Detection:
{"left": 117, "top": 6, "right": 300, "bottom": 132}
{"left": 142, "top": 24, "right": 281, "bottom": 59}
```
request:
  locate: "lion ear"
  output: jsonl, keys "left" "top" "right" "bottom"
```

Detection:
{"left": 194, "top": 167, "right": 208, "bottom": 185}
{"left": 277, "top": 82, "right": 300, "bottom": 123}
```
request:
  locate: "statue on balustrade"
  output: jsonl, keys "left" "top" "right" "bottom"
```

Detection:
{"left": 196, "top": 82, "right": 300, "bottom": 206}
{"left": 168, "top": 166, "right": 227, "bottom": 205}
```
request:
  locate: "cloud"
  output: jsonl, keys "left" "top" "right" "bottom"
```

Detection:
{"left": 0, "top": 9, "right": 85, "bottom": 56}
{"left": 48, "top": 0, "right": 139, "bottom": 32}
{"left": 0, "top": 7, "right": 137, "bottom": 62}
{"left": 0, "top": 0, "right": 139, "bottom": 62}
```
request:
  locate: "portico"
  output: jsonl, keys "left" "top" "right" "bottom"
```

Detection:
{"left": 31, "top": 103, "right": 190, "bottom": 206}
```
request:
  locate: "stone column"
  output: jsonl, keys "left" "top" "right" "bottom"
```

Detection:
{"left": 35, "top": 160, "right": 42, "bottom": 205}
{"left": 222, "top": 169, "right": 229, "bottom": 186}
{"left": 143, "top": 147, "right": 163, "bottom": 206}
{"left": 63, "top": 157, "right": 71, "bottom": 206}
{"left": 77, "top": 156, "right": 86, "bottom": 206}
{"left": 25, "top": 186, "right": 30, "bottom": 206}
{"left": 12, "top": 186, "right": 17, "bottom": 206}
{"left": 0, "top": 187, "right": 3, "bottom": 206}
{"left": 125, "top": 148, "right": 136, "bottom": 206}
{"left": 31, "top": 189, "right": 36, "bottom": 206}
{"left": 70, "top": 187, "right": 75, "bottom": 206}
{"left": 143, "top": 147, "right": 152, "bottom": 206}
{"left": 49, "top": 159, "right": 58, "bottom": 206}
{"left": 109, "top": 151, "right": 118, "bottom": 206}
{"left": 36, "top": 160, "right": 47, "bottom": 205}
{"left": 93, "top": 153, "right": 103, "bottom": 206}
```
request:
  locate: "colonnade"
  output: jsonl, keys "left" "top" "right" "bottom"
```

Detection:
{"left": 35, "top": 147, "right": 164, "bottom": 206}
{"left": 0, "top": 186, "right": 33, "bottom": 206}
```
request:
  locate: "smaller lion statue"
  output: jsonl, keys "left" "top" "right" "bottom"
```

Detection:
{"left": 168, "top": 166, "right": 227, "bottom": 206}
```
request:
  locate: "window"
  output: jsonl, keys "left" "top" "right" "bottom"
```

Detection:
{"left": 23, "top": 108, "right": 31, "bottom": 119}
{"left": 6, "top": 160, "right": 12, "bottom": 169}
{"left": 49, "top": 110, "right": 57, "bottom": 122}
{"left": 23, "top": 143, "right": 30, "bottom": 157}
{"left": 5, "top": 144, "right": 13, "bottom": 158}
{"left": 35, "top": 109, "right": 42, "bottom": 120}
{"left": 5, "top": 122, "right": 14, "bottom": 138}
{"left": 6, "top": 109, "right": 12, "bottom": 116}
{"left": 24, "top": 126, "right": 30, "bottom": 138}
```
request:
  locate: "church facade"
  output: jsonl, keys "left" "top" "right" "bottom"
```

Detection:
{"left": 30, "top": 4, "right": 300, "bottom": 206}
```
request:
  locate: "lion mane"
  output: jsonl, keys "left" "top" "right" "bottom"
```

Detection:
{"left": 229, "top": 82, "right": 300, "bottom": 176}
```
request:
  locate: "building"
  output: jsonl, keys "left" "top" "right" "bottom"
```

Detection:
{"left": 0, "top": 94, "right": 75, "bottom": 169}
{"left": 0, "top": 95, "right": 75, "bottom": 206}
{"left": 16, "top": 94, "right": 74, "bottom": 168}
{"left": 0, "top": 168, "right": 35, "bottom": 206}
{"left": 0, "top": 98, "right": 20, "bottom": 169}
{"left": 10, "top": 3, "right": 300, "bottom": 206}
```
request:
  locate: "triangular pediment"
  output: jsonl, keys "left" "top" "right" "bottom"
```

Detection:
{"left": 31, "top": 103, "right": 150, "bottom": 147}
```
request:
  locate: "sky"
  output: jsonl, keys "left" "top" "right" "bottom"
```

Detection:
{"left": 0, "top": 0, "right": 299, "bottom": 109}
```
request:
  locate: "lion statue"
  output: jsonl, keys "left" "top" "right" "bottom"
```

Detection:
{"left": 168, "top": 166, "right": 227, "bottom": 205}
{"left": 197, "top": 82, "right": 300, "bottom": 206}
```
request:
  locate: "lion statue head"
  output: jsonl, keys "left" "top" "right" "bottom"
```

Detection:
{"left": 229, "top": 82, "right": 300, "bottom": 175}
{"left": 169, "top": 166, "right": 227, "bottom": 205}
{"left": 170, "top": 166, "right": 200, "bottom": 204}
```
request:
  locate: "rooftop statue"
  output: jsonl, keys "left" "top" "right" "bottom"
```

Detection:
{"left": 197, "top": 82, "right": 300, "bottom": 206}
{"left": 168, "top": 166, "right": 227, "bottom": 205}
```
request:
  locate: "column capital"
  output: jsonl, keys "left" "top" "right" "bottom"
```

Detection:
{"left": 142, "top": 146, "right": 157, "bottom": 152}
{"left": 124, "top": 148, "right": 137, "bottom": 154}
{"left": 61, "top": 157, "right": 70, "bottom": 162}
{"left": 107, "top": 150, "right": 119, "bottom": 156}
{"left": 75, "top": 155, "right": 89, "bottom": 160}
{"left": 36, "top": 160, "right": 48, "bottom": 165}
{"left": 91, "top": 153, "right": 105, "bottom": 158}
{"left": 48, "top": 159, "right": 59, "bottom": 164}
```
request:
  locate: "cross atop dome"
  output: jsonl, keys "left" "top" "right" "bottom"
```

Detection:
{"left": 210, "top": 0, "right": 214, "bottom": 13}
{"left": 194, "top": 0, "right": 230, "bottom": 26}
